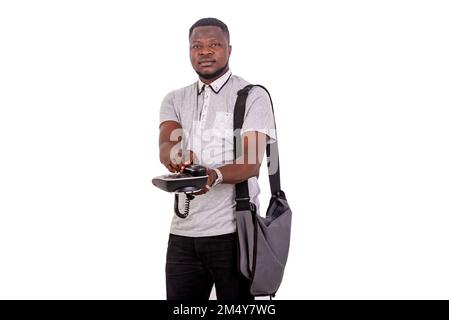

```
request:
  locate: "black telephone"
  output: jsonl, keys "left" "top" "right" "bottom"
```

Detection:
{"left": 152, "top": 164, "right": 208, "bottom": 218}
{"left": 152, "top": 164, "right": 208, "bottom": 193}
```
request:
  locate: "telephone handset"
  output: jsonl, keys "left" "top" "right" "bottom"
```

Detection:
{"left": 152, "top": 164, "right": 208, "bottom": 219}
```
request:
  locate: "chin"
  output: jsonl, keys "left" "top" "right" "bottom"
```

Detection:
{"left": 197, "top": 68, "right": 216, "bottom": 75}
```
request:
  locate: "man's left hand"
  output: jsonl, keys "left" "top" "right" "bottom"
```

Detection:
{"left": 193, "top": 168, "right": 217, "bottom": 195}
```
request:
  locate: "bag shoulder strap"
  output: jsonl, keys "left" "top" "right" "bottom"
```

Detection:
{"left": 234, "top": 84, "right": 282, "bottom": 212}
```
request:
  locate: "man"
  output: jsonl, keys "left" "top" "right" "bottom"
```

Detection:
{"left": 159, "top": 18, "right": 276, "bottom": 300}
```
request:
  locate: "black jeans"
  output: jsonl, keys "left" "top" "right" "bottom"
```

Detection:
{"left": 166, "top": 232, "right": 253, "bottom": 300}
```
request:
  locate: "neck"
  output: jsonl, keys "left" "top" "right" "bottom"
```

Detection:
{"left": 198, "top": 66, "right": 229, "bottom": 84}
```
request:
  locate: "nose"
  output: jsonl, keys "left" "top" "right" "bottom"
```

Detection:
{"left": 199, "top": 46, "right": 213, "bottom": 56}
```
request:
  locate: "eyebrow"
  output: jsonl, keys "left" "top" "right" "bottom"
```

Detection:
{"left": 190, "top": 38, "right": 221, "bottom": 43}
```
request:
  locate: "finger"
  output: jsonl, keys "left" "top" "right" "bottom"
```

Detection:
{"left": 182, "top": 156, "right": 193, "bottom": 166}
{"left": 183, "top": 150, "right": 198, "bottom": 165}
{"left": 193, "top": 189, "right": 206, "bottom": 195}
{"left": 166, "top": 163, "right": 178, "bottom": 173}
{"left": 193, "top": 186, "right": 210, "bottom": 195}
{"left": 170, "top": 153, "right": 183, "bottom": 166}
{"left": 171, "top": 161, "right": 185, "bottom": 172}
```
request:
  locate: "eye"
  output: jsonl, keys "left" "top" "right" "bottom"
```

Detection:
{"left": 210, "top": 43, "right": 221, "bottom": 48}
{"left": 191, "top": 44, "right": 201, "bottom": 50}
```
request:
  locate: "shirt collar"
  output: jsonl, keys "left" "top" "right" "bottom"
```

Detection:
{"left": 197, "top": 69, "right": 232, "bottom": 95}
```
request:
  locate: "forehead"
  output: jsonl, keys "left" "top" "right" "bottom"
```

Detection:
{"left": 190, "top": 26, "right": 227, "bottom": 42}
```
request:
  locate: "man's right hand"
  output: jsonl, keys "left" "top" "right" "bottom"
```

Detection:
{"left": 164, "top": 149, "right": 197, "bottom": 173}
{"left": 159, "top": 120, "right": 198, "bottom": 173}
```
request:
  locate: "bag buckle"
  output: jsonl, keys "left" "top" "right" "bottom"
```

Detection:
{"left": 249, "top": 202, "right": 256, "bottom": 212}
{"left": 235, "top": 197, "right": 252, "bottom": 211}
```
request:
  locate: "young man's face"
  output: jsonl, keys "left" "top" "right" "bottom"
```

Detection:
{"left": 189, "top": 26, "right": 232, "bottom": 83}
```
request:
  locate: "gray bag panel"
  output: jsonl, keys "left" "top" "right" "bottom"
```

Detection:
{"left": 236, "top": 210, "right": 254, "bottom": 279}
{"left": 258, "top": 198, "right": 292, "bottom": 263}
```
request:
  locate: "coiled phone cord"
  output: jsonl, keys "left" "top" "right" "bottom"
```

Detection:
{"left": 174, "top": 193, "right": 195, "bottom": 219}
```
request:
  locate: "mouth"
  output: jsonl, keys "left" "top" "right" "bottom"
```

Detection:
{"left": 198, "top": 60, "right": 216, "bottom": 67}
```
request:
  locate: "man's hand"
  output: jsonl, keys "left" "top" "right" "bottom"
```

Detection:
{"left": 159, "top": 120, "right": 197, "bottom": 172}
{"left": 193, "top": 167, "right": 217, "bottom": 195}
{"left": 161, "top": 148, "right": 197, "bottom": 173}
{"left": 174, "top": 149, "right": 197, "bottom": 173}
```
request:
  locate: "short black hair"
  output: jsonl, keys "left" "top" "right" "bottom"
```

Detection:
{"left": 189, "top": 18, "right": 230, "bottom": 42}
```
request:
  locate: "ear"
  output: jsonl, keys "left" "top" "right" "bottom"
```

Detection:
{"left": 228, "top": 45, "right": 232, "bottom": 56}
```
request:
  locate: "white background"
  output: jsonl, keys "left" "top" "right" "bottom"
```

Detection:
{"left": 0, "top": 0, "right": 448, "bottom": 299}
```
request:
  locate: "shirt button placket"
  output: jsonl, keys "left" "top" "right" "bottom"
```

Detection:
{"left": 201, "top": 86, "right": 210, "bottom": 129}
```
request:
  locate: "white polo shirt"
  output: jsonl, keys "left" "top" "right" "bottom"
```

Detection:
{"left": 159, "top": 70, "right": 276, "bottom": 237}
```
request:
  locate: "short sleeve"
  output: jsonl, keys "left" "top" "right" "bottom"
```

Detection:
{"left": 159, "top": 91, "right": 180, "bottom": 126}
{"left": 241, "top": 87, "right": 277, "bottom": 143}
